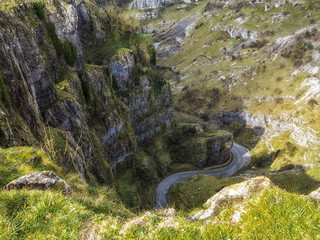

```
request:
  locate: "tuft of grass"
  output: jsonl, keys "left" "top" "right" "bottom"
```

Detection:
{"left": 0, "top": 189, "right": 90, "bottom": 240}
{"left": 0, "top": 147, "right": 89, "bottom": 239}
{"left": 241, "top": 188, "right": 320, "bottom": 239}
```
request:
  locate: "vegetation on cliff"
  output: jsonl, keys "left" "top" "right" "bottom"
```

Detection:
{"left": 2, "top": 0, "right": 320, "bottom": 239}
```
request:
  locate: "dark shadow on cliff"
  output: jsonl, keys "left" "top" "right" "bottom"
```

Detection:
{"left": 211, "top": 110, "right": 266, "bottom": 151}
{"left": 268, "top": 165, "right": 320, "bottom": 195}
{"left": 251, "top": 149, "right": 280, "bottom": 168}
{"left": 173, "top": 84, "right": 266, "bottom": 152}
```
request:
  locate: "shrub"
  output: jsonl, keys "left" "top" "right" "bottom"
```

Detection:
{"left": 31, "top": 2, "right": 46, "bottom": 22}
{"left": 63, "top": 40, "right": 77, "bottom": 67}
{"left": 229, "top": 121, "right": 244, "bottom": 136}
{"left": 204, "top": 2, "right": 224, "bottom": 11}
{"left": 275, "top": 98, "right": 284, "bottom": 104}
{"left": 112, "top": 77, "right": 119, "bottom": 92}
{"left": 0, "top": 75, "right": 12, "bottom": 108}
{"left": 147, "top": 45, "right": 156, "bottom": 65}
{"left": 285, "top": 142, "right": 297, "bottom": 157}
{"left": 131, "top": 66, "right": 140, "bottom": 86}
{"left": 308, "top": 98, "right": 318, "bottom": 108}
{"left": 45, "top": 22, "right": 63, "bottom": 56}
{"left": 146, "top": 68, "right": 166, "bottom": 94}
{"left": 306, "top": 42, "right": 314, "bottom": 50}
{"left": 160, "top": 123, "right": 167, "bottom": 134}
{"left": 249, "top": 39, "right": 268, "bottom": 49}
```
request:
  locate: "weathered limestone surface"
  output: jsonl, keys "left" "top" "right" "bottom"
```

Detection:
{"left": 6, "top": 171, "right": 72, "bottom": 195}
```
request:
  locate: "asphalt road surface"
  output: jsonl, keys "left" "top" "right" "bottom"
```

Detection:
{"left": 154, "top": 142, "right": 251, "bottom": 209}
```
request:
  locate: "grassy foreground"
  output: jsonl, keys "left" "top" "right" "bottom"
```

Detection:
{"left": 0, "top": 147, "right": 132, "bottom": 239}
{"left": 1, "top": 146, "right": 320, "bottom": 239}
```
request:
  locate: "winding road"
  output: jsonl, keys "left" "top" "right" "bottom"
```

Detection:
{"left": 154, "top": 142, "right": 251, "bottom": 209}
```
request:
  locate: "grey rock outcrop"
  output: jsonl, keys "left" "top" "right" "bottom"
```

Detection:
{"left": 129, "top": 0, "right": 179, "bottom": 10}
{"left": 205, "top": 134, "right": 233, "bottom": 166}
{"left": 225, "top": 25, "right": 259, "bottom": 41}
{"left": 169, "top": 125, "right": 232, "bottom": 168}
{"left": 134, "top": 10, "right": 162, "bottom": 20}
{"left": 192, "top": 176, "right": 273, "bottom": 221}
{"left": 47, "top": 1, "right": 85, "bottom": 68}
{"left": 213, "top": 110, "right": 320, "bottom": 149}
{"left": 162, "top": 208, "right": 176, "bottom": 217}
{"left": 154, "top": 14, "right": 200, "bottom": 57}
{"left": 108, "top": 47, "right": 173, "bottom": 144}
{"left": 307, "top": 187, "right": 320, "bottom": 200}
{"left": 6, "top": 171, "right": 72, "bottom": 195}
{"left": 109, "top": 49, "right": 135, "bottom": 91}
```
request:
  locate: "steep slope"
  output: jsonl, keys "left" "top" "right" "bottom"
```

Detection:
{"left": 126, "top": 0, "right": 320, "bottom": 178}
{"left": 2, "top": 148, "right": 320, "bottom": 240}
{"left": 2, "top": 1, "right": 320, "bottom": 239}
{"left": 0, "top": 0, "right": 173, "bottom": 183}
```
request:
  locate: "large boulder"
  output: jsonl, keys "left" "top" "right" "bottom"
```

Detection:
{"left": 6, "top": 171, "right": 71, "bottom": 195}
{"left": 192, "top": 176, "right": 273, "bottom": 221}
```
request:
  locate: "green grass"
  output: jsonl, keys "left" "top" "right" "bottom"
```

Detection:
{"left": 141, "top": 0, "right": 320, "bottom": 174}
{"left": 83, "top": 29, "right": 153, "bottom": 65}
{"left": 269, "top": 171, "right": 320, "bottom": 195}
{"left": 234, "top": 127, "right": 261, "bottom": 150}
{"left": 0, "top": 189, "right": 89, "bottom": 240}
{"left": 168, "top": 175, "right": 244, "bottom": 210}
{"left": 0, "top": 146, "right": 133, "bottom": 239}
{"left": 241, "top": 188, "right": 320, "bottom": 239}
{"left": 101, "top": 187, "right": 320, "bottom": 239}
{"left": 1, "top": 146, "right": 320, "bottom": 239}
{"left": 0, "top": 147, "right": 60, "bottom": 188}
{"left": 114, "top": 169, "right": 140, "bottom": 210}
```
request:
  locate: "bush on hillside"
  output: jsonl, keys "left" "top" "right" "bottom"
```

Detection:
{"left": 31, "top": 2, "right": 46, "bottom": 21}
{"left": 63, "top": 40, "right": 77, "bottom": 67}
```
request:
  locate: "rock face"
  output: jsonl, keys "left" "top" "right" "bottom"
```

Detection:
{"left": 192, "top": 176, "right": 273, "bottom": 221}
{"left": 153, "top": 14, "right": 200, "bottom": 58}
{"left": 109, "top": 49, "right": 136, "bottom": 92}
{"left": 205, "top": 134, "right": 233, "bottom": 166}
{"left": 134, "top": 10, "right": 162, "bottom": 21}
{"left": 168, "top": 124, "right": 232, "bottom": 168}
{"left": 129, "top": 0, "right": 179, "bottom": 10}
{"left": 6, "top": 171, "right": 71, "bottom": 195}
{"left": 213, "top": 110, "right": 320, "bottom": 149}
{"left": 0, "top": 1, "right": 173, "bottom": 182}
{"left": 224, "top": 25, "right": 259, "bottom": 41}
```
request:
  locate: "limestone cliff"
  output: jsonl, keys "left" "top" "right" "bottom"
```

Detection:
{"left": 129, "top": 0, "right": 179, "bottom": 10}
{"left": 0, "top": 1, "right": 173, "bottom": 182}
